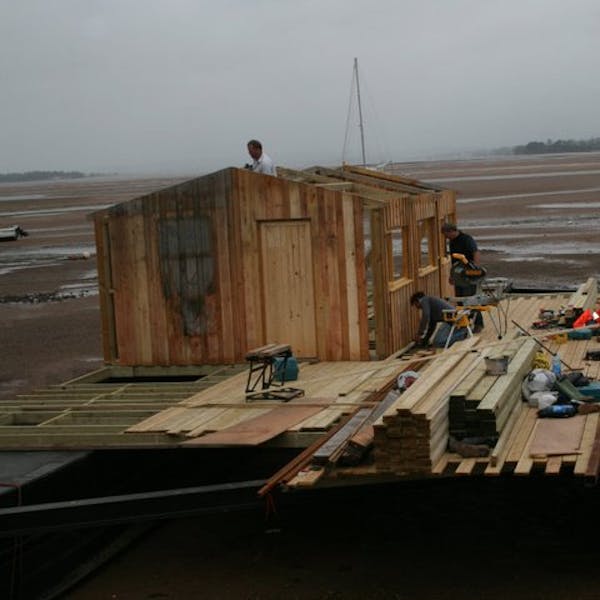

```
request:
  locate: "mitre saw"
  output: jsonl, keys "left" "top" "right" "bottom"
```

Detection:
{"left": 449, "top": 253, "right": 511, "bottom": 338}
{"left": 450, "top": 253, "right": 487, "bottom": 299}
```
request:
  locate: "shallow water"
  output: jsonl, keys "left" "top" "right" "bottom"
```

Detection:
{"left": 0, "top": 244, "right": 96, "bottom": 276}
{"left": 0, "top": 204, "right": 109, "bottom": 218}
{"left": 0, "top": 194, "right": 47, "bottom": 202}
{"left": 427, "top": 168, "right": 600, "bottom": 182}
{"left": 459, "top": 186, "right": 600, "bottom": 203}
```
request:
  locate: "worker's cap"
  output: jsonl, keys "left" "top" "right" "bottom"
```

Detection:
{"left": 441, "top": 222, "right": 457, "bottom": 233}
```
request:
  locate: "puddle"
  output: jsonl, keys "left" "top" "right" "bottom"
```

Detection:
{"left": 459, "top": 186, "right": 600, "bottom": 203}
{"left": 427, "top": 169, "right": 600, "bottom": 183}
{"left": 480, "top": 241, "right": 600, "bottom": 256}
{"left": 532, "top": 202, "right": 600, "bottom": 209}
{"left": 27, "top": 225, "right": 92, "bottom": 234}
{"left": 0, "top": 194, "right": 47, "bottom": 202}
{"left": 461, "top": 215, "right": 600, "bottom": 229}
{"left": 0, "top": 244, "right": 96, "bottom": 258}
{"left": 477, "top": 233, "right": 567, "bottom": 241}
{"left": 0, "top": 244, "right": 96, "bottom": 276}
{"left": 0, "top": 204, "right": 110, "bottom": 218}
{"left": 501, "top": 255, "right": 583, "bottom": 264}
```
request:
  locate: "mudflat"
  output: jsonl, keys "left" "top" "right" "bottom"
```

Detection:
{"left": 0, "top": 175, "right": 187, "bottom": 400}
{"left": 397, "top": 152, "right": 600, "bottom": 287}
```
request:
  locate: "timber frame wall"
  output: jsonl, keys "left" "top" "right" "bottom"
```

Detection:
{"left": 92, "top": 166, "right": 455, "bottom": 366}
{"left": 281, "top": 166, "right": 456, "bottom": 358}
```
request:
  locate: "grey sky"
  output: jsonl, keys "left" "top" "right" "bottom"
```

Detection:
{"left": 1, "top": 1, "right": 599, "bottom": 174}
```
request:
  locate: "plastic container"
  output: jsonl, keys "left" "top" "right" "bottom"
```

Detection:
{"left": 568, "top": 328, "right": 593, "bottom": 340}
{"left": 485, "top": 356, "right": 509, "bottom": 375}
{"left": 537, "top": 404, "right": 577, "bottom": 418}
{"left": 576, "top": 383, "right": 600, "bottom": 400}
{"left": 551, "top": 353, "right": 562, "bottom": 378}
{"left": 273, "top": 356, "right": 299, "bottom": 382}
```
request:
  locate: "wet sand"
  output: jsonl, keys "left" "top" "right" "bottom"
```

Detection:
{"left": 0, "top": 175, "right": 187, "bottom": 400}
{"left": 397, "top": 152, "right": 600, "bottom": 288}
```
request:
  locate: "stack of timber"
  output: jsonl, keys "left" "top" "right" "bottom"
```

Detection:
{"left": 373, "top": 337, "right": 479, "bottom": 475}
{"left": 449, "top": 339, "right": 537, "bottom": 439}
{"left": 475, "top": 339, "right": 538, "bottom": 436}
{"left": 373, "top": 337, "right": 538, "bottom": 476}
{"left": 447, "top": 346, "right": 498, "bottom": 439}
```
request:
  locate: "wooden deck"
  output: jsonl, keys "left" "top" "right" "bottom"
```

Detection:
{"left": 2, "top": 279, "right": 600, "bottom": 490}
{"left": 0, "top": 360, "right": 408, "bottom": 450}
{"left": 297, "top": 279, "right": 600, "bottom": 488}
{"left": 0, "top": 364, "right": 248, "bottom": 448}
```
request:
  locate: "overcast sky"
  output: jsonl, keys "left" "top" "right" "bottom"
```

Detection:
{"left": 1, "top": 1, "right": 599, "bottom": 175}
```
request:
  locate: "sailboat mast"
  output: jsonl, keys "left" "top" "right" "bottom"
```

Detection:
{"left": 354, "top": 57, "right": 367, "bottom": 167}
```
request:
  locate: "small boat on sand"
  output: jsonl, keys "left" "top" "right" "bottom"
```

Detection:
{"left": 0, "top": 225, "right": 28, "bottom": 241}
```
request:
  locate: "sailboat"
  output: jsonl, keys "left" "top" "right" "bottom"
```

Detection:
{"left": 342, "top": 58, "right": 390, "bottom": 170}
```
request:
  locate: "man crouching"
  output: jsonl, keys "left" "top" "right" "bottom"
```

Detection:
{"left": 410, "top": 291, "right": 468, "bottom": 348}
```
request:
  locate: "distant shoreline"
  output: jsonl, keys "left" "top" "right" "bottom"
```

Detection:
{"left": 0, "top": 170, "right": 105, "bottom": 183}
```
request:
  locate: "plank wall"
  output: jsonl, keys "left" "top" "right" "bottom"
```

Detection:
{"left": 94, "top": 168, "right": 370, "bottom": 366}
{"left": 373, "top": 180, "right": 456, "bottom": 357}
{"left": 233, "top": 168, "right": 370, "bottom": 361}
{"left": 298, "top": 166, "right": 456, "bottom": 357}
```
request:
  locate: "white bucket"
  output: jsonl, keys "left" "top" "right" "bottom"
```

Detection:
{"left": 485, "top": 356, "right": 509, "bottom": 375}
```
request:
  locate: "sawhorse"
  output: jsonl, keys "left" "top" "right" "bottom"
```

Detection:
{"left": 245, "top": 343, "right": 304, "bottom": 402}
{"left": 442, "top": 308, "right": 473, "bottom": 350}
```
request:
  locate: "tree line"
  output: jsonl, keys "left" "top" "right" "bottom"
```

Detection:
{"left": 0, "top": 170, "right": 89, "bottom": 183}
{"left": 513, "top": 137, "right": 600, "bottom": 154}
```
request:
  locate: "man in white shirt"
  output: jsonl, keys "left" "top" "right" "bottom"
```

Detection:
{"left": 246, "top": 139, "right": 277, "bottom": 176}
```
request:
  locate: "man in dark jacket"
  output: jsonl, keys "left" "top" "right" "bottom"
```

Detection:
{"left": 442, "top": 222, "right": 484, "bottom": 332}
{"left": 410, "top": 291, "right": 468, "bottom": 348}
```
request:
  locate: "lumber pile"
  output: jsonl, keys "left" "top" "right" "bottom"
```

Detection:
{"left": 373, "top": 337, "right": 538, "bottom": 476}
{"left": 373, "top": 338, "right": 479, "bottom": 475}
{"left": 475, "top": 339, "right": 538, "bottom": 436}
{"left": 449, "top": 339, "right": 537, "bottom": 438}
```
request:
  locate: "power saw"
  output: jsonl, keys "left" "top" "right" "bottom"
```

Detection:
{"left": 450, "top": 253, "right": 487, "bottom": 288}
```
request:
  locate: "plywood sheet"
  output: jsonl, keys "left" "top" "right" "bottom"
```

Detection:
{"left": 529, "top": 416, "right": 586, "bottom": 457}
{"left": 182, "top": 403, "right": 323, "bottom": 446}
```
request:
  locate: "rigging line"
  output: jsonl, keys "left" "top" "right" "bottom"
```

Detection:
{"left": 342, "top": 63, "right": 357, "bottom": 165}
{"left": 360, "top": 68, "right": 391, "bottom": 167}
{"left": 354, "top": 58, "right": 367, "bottom": 167}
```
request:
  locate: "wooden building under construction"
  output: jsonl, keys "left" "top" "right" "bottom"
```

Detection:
{"left": 91, "top": 165, "right": 456, "bottom": 366}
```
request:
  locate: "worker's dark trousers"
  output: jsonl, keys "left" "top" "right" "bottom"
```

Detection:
{"left": 455, "top": 284, "right": 484, "bottom": 329}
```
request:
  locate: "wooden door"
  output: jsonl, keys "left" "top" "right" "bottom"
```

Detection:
{"left": 259, "top": 220, "right": 317, "bottom": 358}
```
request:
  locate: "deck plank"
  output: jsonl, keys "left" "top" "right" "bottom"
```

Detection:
{"left": 183, "top": 404, "right": 324, "bottom": 446}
